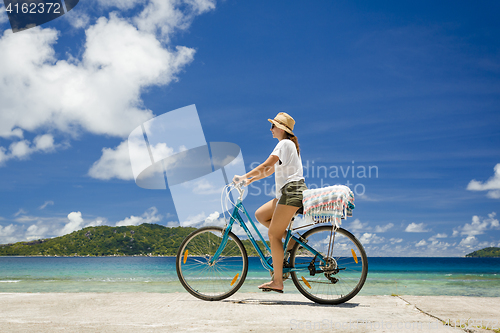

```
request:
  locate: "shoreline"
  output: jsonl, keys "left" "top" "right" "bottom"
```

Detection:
{"left": 4, "top": 255, "right": 500, "bottom": 258}
{"left": 1, "top": 293, "right": 499, "bottom": 332}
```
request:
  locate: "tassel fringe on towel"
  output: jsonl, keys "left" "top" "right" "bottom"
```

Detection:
{"left": 302, "top": 185, "right": 355, "bottom": 228}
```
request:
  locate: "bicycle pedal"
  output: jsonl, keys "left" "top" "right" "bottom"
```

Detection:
{"left": 261, "top": 288, "right": 283, "bottom": 294}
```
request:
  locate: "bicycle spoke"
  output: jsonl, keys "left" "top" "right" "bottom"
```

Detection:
{"left": 176, "top": 227, "right": 248, "bottom": 301}
{"left": 290, "top": 226, "right": 368, "bottom": 304}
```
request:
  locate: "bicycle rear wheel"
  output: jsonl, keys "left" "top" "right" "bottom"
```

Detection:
{"left": 176, "top": 226, "right": 248, "bottom": 301}
{"left": 290, "top": 226, "right": 368, "bottom": 304}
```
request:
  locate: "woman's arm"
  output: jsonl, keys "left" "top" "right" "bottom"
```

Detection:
{"left": 233, "top": 154, "right": 279, "bottom": 185}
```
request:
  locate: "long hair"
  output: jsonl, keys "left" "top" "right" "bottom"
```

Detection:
{"left": 285, "top": 132, "right": 300, "bottom": 156}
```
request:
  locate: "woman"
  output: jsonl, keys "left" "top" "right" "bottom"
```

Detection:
{"left": 233, "top": 112, "right": 307, "bottom": 293}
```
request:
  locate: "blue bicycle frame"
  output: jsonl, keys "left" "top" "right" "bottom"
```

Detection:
{"left": 209, "top": 197, "right": 329, "bottom": 274}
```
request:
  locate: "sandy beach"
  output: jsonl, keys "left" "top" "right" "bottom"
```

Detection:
{"left": 0, "top": 293, "right": 498, "bottom": 332}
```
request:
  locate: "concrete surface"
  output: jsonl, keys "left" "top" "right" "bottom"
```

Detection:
{"left": 0, "top": 293, "right": 499, "bottom": 332}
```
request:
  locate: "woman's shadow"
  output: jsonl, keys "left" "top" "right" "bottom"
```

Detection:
{"left": 223, "top": 297, "right": 360, "bottom": 308}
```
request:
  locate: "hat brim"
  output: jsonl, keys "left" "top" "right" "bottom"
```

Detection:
{"left": 268, "top": 119, "right": 294, "bottom": 135}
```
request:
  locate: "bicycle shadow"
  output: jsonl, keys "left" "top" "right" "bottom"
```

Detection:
{"left": 223, "top": 298, "right": 361, "bottom": 308}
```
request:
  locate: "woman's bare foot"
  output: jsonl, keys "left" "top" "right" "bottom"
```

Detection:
{"left": 258, "top": 281, "right": 273, "bottom": 289}
{"left": 258, "top": 280, "right": 283, "bottom": 291}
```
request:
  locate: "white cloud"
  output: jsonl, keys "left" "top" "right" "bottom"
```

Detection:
{"left": 413, "top": 238, "right": 453, "bottom": 254}
{"left": 0, "top": 148, "right": 8, "bottom": 166}
{"left": 59, "top": 211, "right": 107, "bottom": 235}
{"left": 0, "top": 207, "right": 170, "bottom": 244}
{"left": 13, "top": 209, "right": 28, "bottom": 217}
{"left": 14, "top": 215, "right": 39, "bottom": 223}
{"left": 86, "top": 219, "right": 105, "bottom": 228}
{"left": 467, "top": 163, "right": 500, "bottom": 199}
{"left": 374, "top": 223, "right": 394, "bottom": 233}
{"left": 64, "top": 9, "right": 91, "bottom": 29}
{"left": 356, "top": 220, "right": 494, "bottom": 256}
{"left": 205, "top": 211, "right": 220, "bottom": 222}
{"left": 181, "top": 212, "right": 207, "bottom": 226}
{"left": 348, "top": 219, "right": 370, "bottom": 231}
{"left": 0, "top": 224, "right": 17, "bottom": 244}
{"left": 115, "top": 207, "right": 162, "bottom": 226}
{"left": 39, "top": 201, "right": 55, "bottom": 210}
{"left": 198, "top": 211, "right": 228, "bottom": 228}
{"left": 359, "top": 232, "right": 385, "bottom": 244}
{"left": 134, "top": 0, "right": 216, "bottom": 41}
{"left": 165, "top": 221, "right": 180, "bottom": 227}
{"left": 0, "top": 0, "right": 215, "bottom": 168}
{"left": 25, "top": 224, "right": 49, "bottom": 241}
{"left": 3, "top": 214, "right": 67, "bottom": 242}
{"left": 1, "top": 134, "right": 57, "bottom": 162}
{"left": 179, "top": 210, "right": 231, "bottom": 228}
{"left": 60, "top": 212, "right": 85, "bottom": 235}
{"left": 34, "top": 134, "right": 56, "bottom": 152}
{"left": 88, "top": 139, "right": 178, "bottom": 181}
{"left": 405, "top": 222, "right": 429, "bottom": 233}
{"left": 185, "top": 0, "right": 217, "bottom": 15}
{"left": 0, "top": 224, "right": 16, "bottom": 236}
{"left": 0, "top": 6, "right": 8, "bottom": 25}
{"left": 150, "top": 143, "right": 176, "bottom": 162}
{"left": 88, "top": 141, "right": 134, "bottom": 180}
{"left": 459, "top": 235, "right": 477, "bottom": 247}
{"left": 461, "top": 216, "right": 488, "bottom": 236}
{"left": 428, "top": 240, "right": 452, "bottom": 249}
{"left": 9, "top": 140, "right": 31, "bottom": 159}
{"left": 185, "top": 210, "right": 258, "bottom": 237}
{"left": 453, "top": 212, "right": 499, "bottom": 237}
{"left": 486, "top": 190, "right": 500, "bottom": 199}
{"left": 389, "top": 238, "right": 403, "bottom": 244}
{"left": 428, "top": 233, "right": 447, "bottom": 241}
{"left": 94, "top": 0, "right": 145, "bottom": 10}
{"left": 491, "top": 213, "right": 500, "bottom": 228}
{"left": 476, "top": 241, "right": 495, "bottom": 249}
{"left": 191, "top": 178, "right": 223, "bottom": 195}
{"left": 415, "top": 239, "right": 427, "bottom": 247}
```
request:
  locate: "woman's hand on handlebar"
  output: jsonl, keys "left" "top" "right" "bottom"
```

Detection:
{"left": 232, "top": 175, "right": 249, "bottom": 186}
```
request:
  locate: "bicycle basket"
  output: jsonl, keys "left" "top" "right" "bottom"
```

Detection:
{"left": 302, "top": 185, "right": 355, "bottom": 227}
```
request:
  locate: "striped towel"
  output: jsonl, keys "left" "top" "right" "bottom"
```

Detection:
{"left": 302, "top": 185, "right": 355, "bottom": 227}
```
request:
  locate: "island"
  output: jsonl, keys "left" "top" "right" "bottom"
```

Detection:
{"left": 0, "top": 224, "right": 267, "bottom": 257}
{"left": 465, "top": 247, "right": 500, "bottom": 258}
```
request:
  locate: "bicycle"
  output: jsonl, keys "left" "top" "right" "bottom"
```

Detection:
{"left": 175, "top": 182, "right": 368, "bottom": 304}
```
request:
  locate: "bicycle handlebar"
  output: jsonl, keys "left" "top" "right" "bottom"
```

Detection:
{"left": 231, "top": 179, "right": 246, "bottom": 200}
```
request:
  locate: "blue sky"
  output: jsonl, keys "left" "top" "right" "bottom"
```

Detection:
{"left": 0, "top": 0, "right": 499, "bottom": 256}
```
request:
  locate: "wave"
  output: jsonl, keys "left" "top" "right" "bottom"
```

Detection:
{"left": 0, "top": 280, "right": 21, "bottom": 283}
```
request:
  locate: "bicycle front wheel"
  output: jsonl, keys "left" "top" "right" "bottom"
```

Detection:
{"left": 290, "top": 226, "right": 368, "bottom": 304}
{"left": 176, "top": 226, "right": 248, "bottom": 301}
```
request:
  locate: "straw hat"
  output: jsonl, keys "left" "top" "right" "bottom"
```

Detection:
{"left": 268, "top": 112, "right": 295, "bottom": 135}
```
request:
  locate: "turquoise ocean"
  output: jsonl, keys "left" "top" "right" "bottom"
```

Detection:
{"left": 1, "top": 257, "right": 499, "bottom": 296}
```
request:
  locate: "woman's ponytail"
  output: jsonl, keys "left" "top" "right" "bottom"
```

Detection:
{"left": 286, "top": 132, "right": 300, "bottom": 155}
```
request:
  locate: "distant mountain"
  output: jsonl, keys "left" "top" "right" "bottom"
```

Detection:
{"left": 465, "top": 247, "right": 500, "bottom": 258}
{"left": 0, "top": 224, "right": 266, "bottom": 257}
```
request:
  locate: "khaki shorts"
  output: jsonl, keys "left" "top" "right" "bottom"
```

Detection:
{"left": 278, "top": 180, "right": 307, "bottom": 207}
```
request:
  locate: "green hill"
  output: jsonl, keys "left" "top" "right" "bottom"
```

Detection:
{"left": 465, "top": 247, "right": 500, "bottom": 258}
{"left": 0, "top": 224, "right": 267, "bottom": 257}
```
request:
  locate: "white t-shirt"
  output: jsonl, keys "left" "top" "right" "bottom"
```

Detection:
{"left": 271, "top": 139, "right": 304, "bottom": 199}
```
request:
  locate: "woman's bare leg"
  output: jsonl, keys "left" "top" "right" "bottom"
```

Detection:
{"left": 254, "top": 198, "right": 277, "bottom": 228}
{"left": 255, "top": 198, "right": 291, "bottom": 244}
{"left": 258, "top": 204, "right": 299, "bottom": 290}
